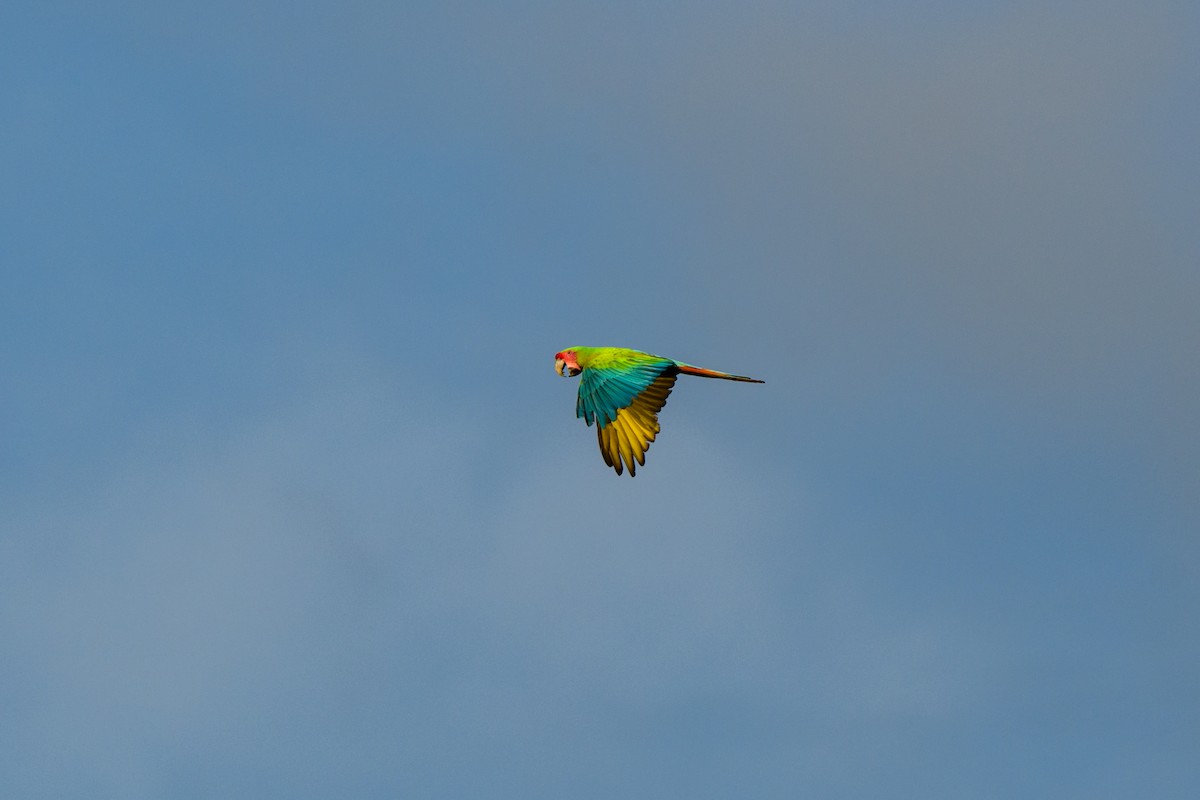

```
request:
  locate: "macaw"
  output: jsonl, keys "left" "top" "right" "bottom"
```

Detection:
{"left": 554, "top": 346, "right": 764, "bottom": 476}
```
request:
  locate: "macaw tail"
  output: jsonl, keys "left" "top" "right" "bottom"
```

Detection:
{"left": 675, "top": 363, "right": 764, "bottom": 383}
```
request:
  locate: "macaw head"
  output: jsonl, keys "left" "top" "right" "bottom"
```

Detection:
{"left": 554, "top": 349, "right": 582, "bottom": 377}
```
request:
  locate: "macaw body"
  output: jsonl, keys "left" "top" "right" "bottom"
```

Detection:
{"left": 553, "top": 346, "right": 763, "bottom": 476}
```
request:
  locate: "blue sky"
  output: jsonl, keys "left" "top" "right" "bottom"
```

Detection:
{"left": 2, "top": 2, "right": 1198, "bottom": 797}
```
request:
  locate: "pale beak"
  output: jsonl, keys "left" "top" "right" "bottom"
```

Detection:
{"left": 555, "top": 358, "right": 567, "bottom": 377}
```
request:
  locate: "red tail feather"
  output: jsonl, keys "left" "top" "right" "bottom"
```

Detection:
{"left": 675, "top": 364, "right": 764, "bottom": 383}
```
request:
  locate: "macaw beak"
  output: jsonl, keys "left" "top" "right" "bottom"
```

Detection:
{"left": 555, "top": 358, "right": 581, "bottom": 377}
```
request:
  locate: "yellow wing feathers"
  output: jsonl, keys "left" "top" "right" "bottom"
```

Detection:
{"left": 597, "top": 374, "right": 677, "bottom": 476}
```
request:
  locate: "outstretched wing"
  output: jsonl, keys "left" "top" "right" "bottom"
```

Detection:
{"left": 596, "top": 373, "right": 677, "bottom": 476}
{"left": 577, "top": 357, "right": 678, "bottom": 476}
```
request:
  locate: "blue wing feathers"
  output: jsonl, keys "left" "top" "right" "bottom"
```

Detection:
{"left": 577, "top": 358, "right": 676, "bottom": 428}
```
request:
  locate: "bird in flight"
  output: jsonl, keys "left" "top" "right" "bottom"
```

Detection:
{"left": 554, "top": 346, "right": 764, "bottom": 476}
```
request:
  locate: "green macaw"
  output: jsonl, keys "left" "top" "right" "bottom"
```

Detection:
{"left": 554, "top": 346, "right": 764, "bottom": 476}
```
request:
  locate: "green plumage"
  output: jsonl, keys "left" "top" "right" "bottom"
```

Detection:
{"left": 570, "top": 347, "right": 676, "bottom": 429}
{"left": 555, "top": 346, "right": 764, "bottom": 476}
